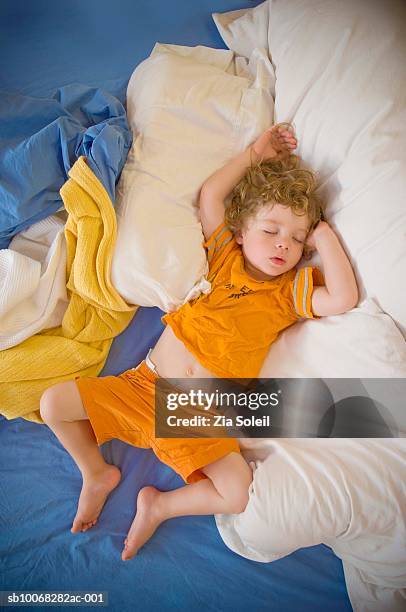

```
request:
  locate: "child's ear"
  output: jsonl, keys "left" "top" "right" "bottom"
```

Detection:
{"left": 235, "top": 230, "right": 243, "bottom": 245}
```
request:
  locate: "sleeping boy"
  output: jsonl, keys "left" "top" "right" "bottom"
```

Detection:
{"left": 40, "top": 125, "right": 358, "bottom": 560}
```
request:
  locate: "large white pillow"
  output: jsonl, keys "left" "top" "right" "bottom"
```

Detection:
{"left": 261, "top": 298, "right": 406, "bottom": 379}
{"left": 216, "top": 438, "right": 406, "bottom": 612}
{"left": 111, "top": 43, "right": 274, "bottom": 311}
{"left": 213, "top": 0, "right": 406, "bottom": 337}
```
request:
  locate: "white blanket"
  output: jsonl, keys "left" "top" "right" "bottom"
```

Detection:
{"left": 0, "top": 215, "right": 68, "bottom": 350}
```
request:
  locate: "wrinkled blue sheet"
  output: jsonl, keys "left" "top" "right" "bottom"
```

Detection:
{"left": 0, "top": 84, "right": 132, "bottom": 248}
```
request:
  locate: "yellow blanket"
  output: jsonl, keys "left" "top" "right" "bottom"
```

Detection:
{"left": 0, "top": 157, "right": 136, "bottom": 423}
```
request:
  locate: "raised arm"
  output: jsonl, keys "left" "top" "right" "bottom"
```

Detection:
{"left": 199, "top": 126, "right": 297, "bottom": 241}
{"left": 308, "top": 222, "right": 359, "bottom": 316}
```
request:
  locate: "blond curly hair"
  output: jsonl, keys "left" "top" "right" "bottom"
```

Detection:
{"left": 225, "top": 142, "right": 324, "bottom": 258}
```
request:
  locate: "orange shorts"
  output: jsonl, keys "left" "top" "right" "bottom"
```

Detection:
{"left": 75, "top": 361, "right": 240, "bottom": 484}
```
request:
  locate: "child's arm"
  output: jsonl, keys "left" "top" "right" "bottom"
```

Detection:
{"left": 199, "top": 126, "right": 296, "bottom": 240}
{"left": 308, "top": 221, "right": 359, "bottom": 316}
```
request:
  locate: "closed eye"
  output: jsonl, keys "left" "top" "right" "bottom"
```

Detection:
{"left": 263, "top": 229, "right": 306, "bottom": 243}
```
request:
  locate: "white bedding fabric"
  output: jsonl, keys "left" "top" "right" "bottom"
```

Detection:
{"left": 214, "top": 0, "right": 406, "bottom": 337}
{"left": 261, "top": 298, "right": 406, "bottom": 380}
{"left": 0, "top": 215, "right": 68, "bottom": 350}
{"left": 216, "top": 439, "right": 406, "bottom": 612}
{"left": 111, "top": 43, "right": 275, "bottom": 311}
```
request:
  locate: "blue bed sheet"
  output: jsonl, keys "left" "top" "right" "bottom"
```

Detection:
{"left": 0, "top": 0, "right": 352, "bottom": 610}
{"left": 0, "top": 85, "right": 132, "bottom": 249}
{"left": 1, "top": 0, "right": 258, "bottom": 101}
{"left": 0, "top": 408, "right": 351, "bottom": 612}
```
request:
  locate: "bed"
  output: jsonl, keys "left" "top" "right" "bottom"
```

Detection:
{"left": 1, "top": 1, "right": 405, "bottom": 611}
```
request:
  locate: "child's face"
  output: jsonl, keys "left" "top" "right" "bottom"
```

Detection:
{"left": 236, "top": 203, "right": 310, "bottom": 280}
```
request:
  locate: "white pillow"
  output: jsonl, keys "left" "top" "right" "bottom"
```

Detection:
{"left": 212, "top": 4, "right": 269, "bottom": 60}
{"left": 111, "top": 43, "right": 274, "bottom": 311}
{"left": 257, "top": 299, "right": 406, "bottom": 443}
{"left": 213, "top": 0, "right": 406, "bottom": 337}
{"left": 260, "top": 298, "right": 406, "bottom": 379}
{"left": 216, "top": 439, "right": 406, "bottom": 612}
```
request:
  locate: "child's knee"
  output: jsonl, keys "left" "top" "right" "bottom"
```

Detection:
{"left": 40, "top": 381, "right": 88, "bottom": 424}
{"left": 226, "top": 485, "right": 250, "bottom": 515}
{"left": 225, "top": 468, "right": 252, "bottom": 514}
{"left": 204, "top": 452, "right": 252, "bottom": 514}
{"left": 40, "top": 385, "right": 62, "bottom": 424}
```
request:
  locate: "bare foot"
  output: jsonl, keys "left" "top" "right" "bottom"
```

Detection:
{"left": 71, "top": 465, "right": 121, "bottom": 533}
{"left": 121, "top": 486, "right": 163, "bottom": 560}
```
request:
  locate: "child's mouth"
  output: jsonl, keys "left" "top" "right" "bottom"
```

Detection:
{"left": 270, "top": 257, "right": 285, "bottom": 265}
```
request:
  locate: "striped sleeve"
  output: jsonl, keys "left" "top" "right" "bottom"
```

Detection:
{"left": 204, "top": 222, "right": 236, "bottom": 274}
{"left": 291, "top": 267, "right": 323, "bottom": 319}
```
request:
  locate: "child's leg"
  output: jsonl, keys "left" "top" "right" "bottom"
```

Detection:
{"left": 122, "top": 451, "right": 252, "bottom": 560}
{"left": 40, "top": 382, "right": 121, "bottom": 533}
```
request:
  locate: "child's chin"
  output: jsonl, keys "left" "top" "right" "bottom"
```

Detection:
{"left": 268, "top": 262, "right": 287, "bottom": 274}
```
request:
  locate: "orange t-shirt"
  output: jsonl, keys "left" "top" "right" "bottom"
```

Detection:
{"left": 163, "top": 223, "right": 321, "bottom": 378}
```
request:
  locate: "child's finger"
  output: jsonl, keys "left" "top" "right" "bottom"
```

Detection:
{"left": 282, "top": 134, "right": 297, "bottom": 147}
{"left": 278, "top": 132, "right": 296, "bottom": 142}
{"left": 277, "top": 126, "right": 296, "bottom": 140}
{"left": 280, "top": 130, "right": 295, "bottom": 139}
{"left": 279, "top": 134, "right": 296, "bottom": 145}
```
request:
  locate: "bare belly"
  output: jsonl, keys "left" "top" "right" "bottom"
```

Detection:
{"left": 149, "top": 325, "right": 216, "bottom": 379}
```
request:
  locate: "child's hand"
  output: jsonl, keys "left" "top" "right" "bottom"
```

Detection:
{"left": 305, "top": 220, "right": 331, "bottom": 251}
{"left": 252, "top": 125, "right": 297, "bottom": 161}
